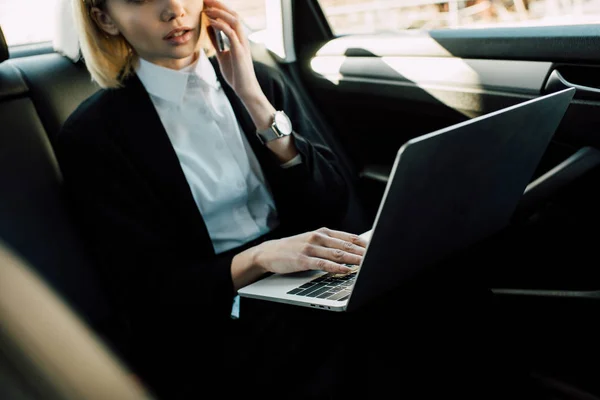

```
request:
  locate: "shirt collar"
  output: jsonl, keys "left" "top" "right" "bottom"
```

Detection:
{"left": 136, "top": 50, "right": 221, "bottom": 105}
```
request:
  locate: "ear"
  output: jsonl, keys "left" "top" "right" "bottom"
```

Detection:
{"left": 90, "top": 7, "right": 120, "bottom": 36}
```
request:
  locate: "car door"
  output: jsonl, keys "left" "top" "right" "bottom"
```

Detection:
{"left": 257, "top": 0, "right": 600, "bottom": 397}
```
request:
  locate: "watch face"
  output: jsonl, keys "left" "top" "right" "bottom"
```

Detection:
{"left": 274, "top": 111, "right": 293, "bottom": 136}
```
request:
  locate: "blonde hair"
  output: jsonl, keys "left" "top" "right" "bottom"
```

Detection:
{"left": 73, "top": 0, "right": 215, "bottom": 89}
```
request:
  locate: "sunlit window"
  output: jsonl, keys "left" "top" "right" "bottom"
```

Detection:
{"left": 0, "top": 0, "right": 266, "bottom": 47}
{"left": 0, "top": 0, "right": 59, "bottom": 46}
{"left": 226, "top": 0, "right": 266, "bottom": 31}
{"left": 318, "top": 0, "right": 600, "bottom": 35}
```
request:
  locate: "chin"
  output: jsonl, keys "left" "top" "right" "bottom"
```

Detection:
{"left": 175, "top": 50, "right": 198, "bottom": 62}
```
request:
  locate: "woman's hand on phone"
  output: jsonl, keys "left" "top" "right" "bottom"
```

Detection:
{"left": 203, "top": 0, "right": 262, "bottom": 101}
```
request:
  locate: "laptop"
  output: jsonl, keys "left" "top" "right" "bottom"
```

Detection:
{"left": 238, "top": 87, "right": 576, "bottom": 312}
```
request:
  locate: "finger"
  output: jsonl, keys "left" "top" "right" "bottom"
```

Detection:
{"left": 204, "top": 7, "right": 242, "bottom": 33}
{"left": 304, "top": 256, "right": 353, "bottom": 274}
{"left": 206, "top": 17, "right": 241, "bottom": 52}
{"left": 204, "top": 0, "right": 240, "bottom": 23}
{"left": 309, "top": 231, "right": 366, "bottom": 256}
{"left": 317, "top": 227, "right": 369, "bottom": 249}
{"left": 204, "top": 1, "right": 249, "bottom": 47}
{"left": 304, "top": 244, "right": 362, "bottom": 266}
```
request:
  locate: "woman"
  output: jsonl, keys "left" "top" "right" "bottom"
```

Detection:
{"left": 58, "top": 0, "right": 375, "bottom": 398}
{"left": 57, "top": 0, "right": 502, "bottom": 398}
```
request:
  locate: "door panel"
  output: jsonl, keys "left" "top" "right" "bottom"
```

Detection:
{"left": 281, "top": 1, "right": 600, "bottom": 396}
{"left": 311, "top": 54, "right": 552, "bottom": 94}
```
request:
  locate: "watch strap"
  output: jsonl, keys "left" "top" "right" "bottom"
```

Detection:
{"left": 257, "top": 111, "right": 291, "bottom": 144}
{"left": 256, "top": 124, "right": 280, "bottom": 144}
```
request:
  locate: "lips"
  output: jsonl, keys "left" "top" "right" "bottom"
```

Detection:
{"left": 163, "top": 27, "right": 192, "bottom": 40}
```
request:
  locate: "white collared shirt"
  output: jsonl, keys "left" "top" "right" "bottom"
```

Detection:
{"left": 136, "top": 53, "right": 301, "bottom": 316}
{"left": 136, "top": 51, "right": 298, "bottom": 253}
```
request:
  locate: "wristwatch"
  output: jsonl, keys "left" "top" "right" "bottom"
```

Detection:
{"left": 256, "top": 111, "right": 293, "bottom": 144}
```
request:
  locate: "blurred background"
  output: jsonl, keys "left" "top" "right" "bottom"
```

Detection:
{"left": 1, "top": 0, "right": 599, "bottom": 46}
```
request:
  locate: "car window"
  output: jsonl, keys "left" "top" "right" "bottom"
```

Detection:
{"left": 317, "top": 0, "right": 600, "bottom": 35}
{"left": 0, "top": 0, "right": 266, "bottom": 47}
{"left": 0, "top": 0, "right": 59, "bottom": 46}
{"left": 227, "top": 0, "right": 266, "bottom": 32}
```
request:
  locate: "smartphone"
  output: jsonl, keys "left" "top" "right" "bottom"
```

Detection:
{"left": 211, "top": 27, "right": 229, "bottom": 52}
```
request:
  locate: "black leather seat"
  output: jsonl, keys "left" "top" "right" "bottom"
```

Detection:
{"left": 0, "top": 25, "right": 125, "bottom": 355}
{"left": 7, "top": 52, "right": 101, "bottom": 145}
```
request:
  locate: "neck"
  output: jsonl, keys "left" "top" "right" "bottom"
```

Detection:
{"left": 147, "top": 50, "right": 201, "bottom": 71}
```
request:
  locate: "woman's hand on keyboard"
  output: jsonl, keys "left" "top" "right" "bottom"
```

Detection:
{"left": 253, "top": 227, "right": 367, "bottom": 275}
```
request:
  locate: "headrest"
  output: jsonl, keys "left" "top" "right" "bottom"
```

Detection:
{"left": 53, "top": 0, "right": 81, "bottom": 62}
{"left": 0, "top": 25, "right": 8, "bottom": 63}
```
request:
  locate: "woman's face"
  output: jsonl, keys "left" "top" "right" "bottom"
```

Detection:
{"left": 97, "top": 0, "right": 205, "bottom": 70}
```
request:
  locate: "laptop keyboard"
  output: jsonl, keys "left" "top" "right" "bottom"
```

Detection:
{"left": 286, "top": 272, "right": 357, "bottom": 301}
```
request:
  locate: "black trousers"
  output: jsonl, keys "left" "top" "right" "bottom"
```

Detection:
{"left": 127, "top": 247, "right": 534, "bottom": 400}
{"left": 223, "top": 260, "right": 526, "bottom": 400}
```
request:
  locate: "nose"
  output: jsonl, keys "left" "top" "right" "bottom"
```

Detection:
{"left": 160, "top": 0, "right": 185, "bottom": 22}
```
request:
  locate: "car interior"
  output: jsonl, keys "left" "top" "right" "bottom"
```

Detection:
{"left": 0, "top": 240, "right": 154, "bottom": 400}
{"left": 1, "top": 0, "right": 600, "bottom": 398}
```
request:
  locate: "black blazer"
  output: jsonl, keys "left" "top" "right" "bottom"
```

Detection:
{"left": 55, "top": 57, "right": 351, "bottom": 341}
